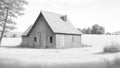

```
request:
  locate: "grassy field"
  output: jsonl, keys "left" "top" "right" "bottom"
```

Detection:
{"left": 0, "top": 47, "right": 120, "bottom": 68}
{"left": 0, "top": 35, "right": 120, "bottom": 68}
{"left": 82, "top": 35, "right": 120, "bottom": 47}
{"left": 1, "top": 38, "right": 21, "bottom": 47}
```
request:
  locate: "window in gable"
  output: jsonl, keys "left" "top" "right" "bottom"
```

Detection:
{"left": 60, "top": 15, "right": 67, "bottom": 22}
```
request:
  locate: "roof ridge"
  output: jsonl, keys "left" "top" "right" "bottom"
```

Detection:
{"left": 40, "top": 10, "right": 66, "bottom": 16}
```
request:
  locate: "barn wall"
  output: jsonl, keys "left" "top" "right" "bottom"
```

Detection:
{"left": 56, "top": 34, "right": 81, "bottom": 48}
{"left": 21, "top": 36, "right": 29, "bottom": 47}
{"left": 28, "top": 14, "right": 56, "bottom": 48}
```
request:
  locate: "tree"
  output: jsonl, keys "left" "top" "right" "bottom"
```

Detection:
{"left": 0, "top": 0, "right": 28, "bottom": 46}
{"left": 82, "top": 28, "right": 87, "bottom": 34}
{"left": 86, "top": 27, "right": 91, "bottom": 34}
{"left": 77, "top": 28, "right": 82, "bottom": 32}
{"left": 91, "top": 24, "right": 105, "bottom": 34}
{"left": 81, "top": 28, "right": 92, "bottom": 34}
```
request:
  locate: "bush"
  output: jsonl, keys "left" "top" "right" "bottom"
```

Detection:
{"left": 81, "top": 44, "right": 92, "bottom": 47}
{"left": 12, "top": 34, "right": 17, "bottom": 38}
{"left": 104, "top": 43, "right": 120, "bottom": 53}
{"left": 3, "top": 35, "right": 7, "bottom": 37}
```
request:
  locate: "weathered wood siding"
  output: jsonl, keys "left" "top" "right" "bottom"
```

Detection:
{"left": 56, "top": 34, "right": 81, "bottom": 48}
{"left": 28, "top": 14, "right": 56, "bottom": 48}
{"left": 21, "top": 36, "right": 29, "bottom": 46}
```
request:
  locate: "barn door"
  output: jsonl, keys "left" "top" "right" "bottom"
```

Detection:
{"left": 39, "top": 33, "right": 46, "bottom": 48}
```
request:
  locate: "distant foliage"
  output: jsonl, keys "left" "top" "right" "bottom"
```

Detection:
{"left": 3, "top": 34, "right": 7, "bottom": 37}
{"left": 12, "top": 34, "right": 17, "bottom": 38}
{"left": 77, "top": 28, "right": 81, "bottom": 32}
{"left": 91, "top": 24, "right": 105, "bottom": 34}
{"left": 86, "top": 27, "right": 92, "bottom": 34}
{"left": 82, "top": 28, "right": 87, "bottom": 34}
{"left": 106, "top": 31, "right": 120, "bottom": 35}
{"left": 81, "top": 24, "right": 105, "bottom": 34}
{"left": 106, "top": 32, "right": 111, "bottom": 35}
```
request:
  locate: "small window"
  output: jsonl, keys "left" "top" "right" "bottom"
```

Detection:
{"left": 60, "top": 15, "right": 67, "bottom": 22}
{"left": 50, "top": 36, "right": 52, "bottom": 43}
{"left": 34, "top": 37, "right": 37, "bottom": 42}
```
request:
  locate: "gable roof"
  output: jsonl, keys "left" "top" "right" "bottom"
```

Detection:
{"left": 22, "top": 11, "right": 81, "bottom": 36}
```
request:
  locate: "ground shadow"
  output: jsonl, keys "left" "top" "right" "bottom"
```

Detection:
{"left": 94, "top": 51, "right": 120, "bottom": 54}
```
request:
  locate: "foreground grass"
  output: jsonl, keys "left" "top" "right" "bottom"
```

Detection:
{"left": 0, "top": 63, "right": 117, "bottom": 68}
{"left": 0, "top": 62, "right": 108, "bottom": 68}
{"left": 0, "top": 47, "right": 120, "bottom": 68}
{"left": 0, "top": 59, "right": 120, "bottom": 68}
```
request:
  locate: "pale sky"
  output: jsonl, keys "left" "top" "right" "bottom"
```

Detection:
{"left": 14, "top": 0, "right": 120, "bottom": 33}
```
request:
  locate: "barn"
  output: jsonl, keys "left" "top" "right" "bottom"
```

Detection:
{"left": 22, "top": 11, "right": 81, "bottom": 48}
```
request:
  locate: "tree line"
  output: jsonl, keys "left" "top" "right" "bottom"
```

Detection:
{"left": 78, "top": 24, "right": 105, "bottom": 34}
